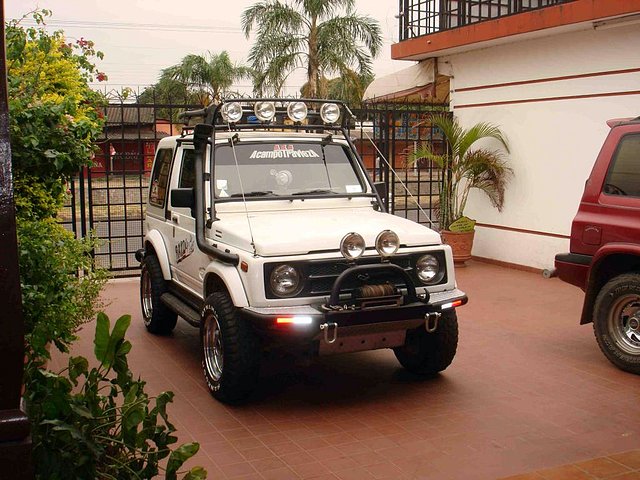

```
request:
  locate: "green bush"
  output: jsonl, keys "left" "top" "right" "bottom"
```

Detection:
{"left": 18, "top": 217, "right": 108, "bottom": 360}
{"left": 25, "top": 313, "right": 206, "bottom": 480}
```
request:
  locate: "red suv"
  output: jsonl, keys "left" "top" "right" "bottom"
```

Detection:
{"left": 555, "top": 117, "right": 640, "bottom": 374}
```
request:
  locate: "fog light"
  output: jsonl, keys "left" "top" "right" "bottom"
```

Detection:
{"left": 340, "top": 232, "right": 365, "bottom": 260}
{"left": 221, "top": 102, "right": 243, "bottom": 123}
{"left": 375, "top": 230, "right": 399, "bottom": 257}
{"left": 276, "top": 316, "right": 313, "bottom": 325}
{"left": 320, "top": 103, "right": 340, "bottom": 124}
{"left": 287, "top": 102, "right": 308, "bottom": 122}
{"left": 254, "top": 101, "right": 276, "bottom": 122}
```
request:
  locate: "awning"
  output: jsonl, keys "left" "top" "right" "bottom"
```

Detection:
{"left": 364, "top": 59, "right": 450, "bottom": 104}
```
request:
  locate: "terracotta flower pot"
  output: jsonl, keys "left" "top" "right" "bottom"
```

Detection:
{"left": 440, "top": 230, "right": 475, "bottom": 266}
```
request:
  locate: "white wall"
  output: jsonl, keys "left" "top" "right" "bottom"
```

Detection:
{"left": 442, "top": 23, "right": 640, "bottom": 269}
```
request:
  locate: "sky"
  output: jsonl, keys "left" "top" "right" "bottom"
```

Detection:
{"left": 7, "top": 0, "right": 410, "bottom": 97}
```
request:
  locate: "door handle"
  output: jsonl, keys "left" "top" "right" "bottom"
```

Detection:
{"left": 171, "top": 215, "right": 179, "bottom": 224}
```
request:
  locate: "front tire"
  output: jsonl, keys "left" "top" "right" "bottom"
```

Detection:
{"left": 394, "top": 310, "right": 458, "bottom": 375}
{"left": 140, "top": 254, "right": 177, "bottom": 335}
{"left": 200, "top": 292, "right": 260, "bottom": 403}
{"left": 593, "top": 273, "right": 640, "bottom": 374}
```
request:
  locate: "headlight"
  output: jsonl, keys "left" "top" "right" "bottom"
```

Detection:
{"left": 375, "top": 230, "right": 399, "bottom": 257}
{"left": 269, "top": 264, "right": 301, "bottom": 297}
{"left": 254, "top": 101, "right": 276, "bottom": 122}
{"left": 287, "top": 102, "right": 308, "bottom": 122}
{"left": 340, "top": 232, "right": 365, "bottom": 260}
{"left": 221, "top": 102, "right": 243, "bottom": 123}
{"left": 320, "top": 103, "right": 340, "bottom": 124}
{"left": 416, "top": 254, "right": 440, "bottom": 284}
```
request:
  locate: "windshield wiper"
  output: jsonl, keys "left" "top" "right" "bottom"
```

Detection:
{"left": 291, "top": 189, "right": 338, "bottom": 196}
{"left": 229, "top": 190, "right": 274, "bottom": 198}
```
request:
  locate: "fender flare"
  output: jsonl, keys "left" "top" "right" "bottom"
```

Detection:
{"left": 580, "top": 243, "right": 640, "bottom": 324}
{"left": 145, "top": 230, "right": 172, "bottom": 280}
{"left": 204, "top": 263, "right": 249, "bottom": 308}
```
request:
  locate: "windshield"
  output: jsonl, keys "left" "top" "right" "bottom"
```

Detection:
{"left": 213, "top": 142, "right": 367, "bottom": 198}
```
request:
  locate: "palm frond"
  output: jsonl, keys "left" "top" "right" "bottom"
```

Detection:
{"left": 413, "top": 114, "right": 512, "bottom": 229}
{"left": 458, "top": 122, "right": 510, "bottom": 161}
{"left": 461, "top": 148, "right": 512, "bottom": 211}
{"left": 317, "top": 14, "right": 382, "bottom": 58}
{"left": 297, "top": 0, "right": 355, "bottom": 20}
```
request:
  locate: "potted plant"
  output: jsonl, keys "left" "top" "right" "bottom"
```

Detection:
{"left": 410, "top": 114, "right": 512, "bottom": 265}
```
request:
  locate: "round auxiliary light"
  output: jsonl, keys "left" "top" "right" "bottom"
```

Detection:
{"left": 221, "top": 102, "right": 243, "bottom": 123}
{"left": 320, "top": 103, "right": 340, "bottom": 124}
{"left": 340, "top": 232, "right": 365, "bottom": 260}
{"left": 287, "top": 102, "right": 308, "bottom": 123}
{"left": 254, "top": 101, "right": 276, "bottom": 122}
{"left": 270, "top": 264, "right": 301, "bottom": 297}
{"left": 416, "top": 254, "right": 440, "bottom": 284}
{"left": 375, "top": 230, "right": 400, "bottom": 257}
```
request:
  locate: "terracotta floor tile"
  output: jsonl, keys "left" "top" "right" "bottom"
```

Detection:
{"left": 250, "top": 456, "right": 287, "bottom": 473}
{"left": 289, "top": 461, "right": 332, "bottom": 479}
{"left": 498, "top": 474, "right": 545, "bottom": 480}
{"left": 334, "top": 467, "right": 378, "bottom": 480}
{"left": 609, "top": 451, "right": 640, "bottom": 470}
{"left": 609, "top": 473, "right": 640, "bottom": 480}
{"left": 218, "top": 461, "right": 258, "bottom": 479}
{"left": 538, "top": 465, "right": 595, "bottom": 480}
{"left": 64, "top": 266, "right": 640, "bottom": 480}
{"left": 575, "top": 457, "right": 632, "bottom": 478}
{"left": 259, "top": 466, "right": 300, "bottom": 480}
{"left": 240, "top": 446, "right": 276, "bottom": 462}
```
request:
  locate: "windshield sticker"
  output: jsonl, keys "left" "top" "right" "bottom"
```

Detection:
{"left": 346, "top": 184, "right": 363, "bottom": 193}
{"left": 250, "top": 146, "right": 320, "bottom": 159}
{"left": 216, "top": 179, "right": 229, "bottom": 197}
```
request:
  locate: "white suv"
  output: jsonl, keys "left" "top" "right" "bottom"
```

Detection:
{"left": 137, "top": 99, "right": 467, "bottom": 403}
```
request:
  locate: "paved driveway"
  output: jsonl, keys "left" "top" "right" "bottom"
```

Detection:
{"left": 56, "top": 261, "right": 640, "bottom": 479}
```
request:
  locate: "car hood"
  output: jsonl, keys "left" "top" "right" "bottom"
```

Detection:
{"left": 213, "top": 206, "right": 441, "bottom": 256}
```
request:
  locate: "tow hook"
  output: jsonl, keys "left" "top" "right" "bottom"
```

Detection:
{"left": 320, "top": 322, "right": 338, "bottom": 344}
{"left": 425, "top": 312, "right": 441, "bottom": 333}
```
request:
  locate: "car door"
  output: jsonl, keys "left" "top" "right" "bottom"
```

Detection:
{"left": 169, "top": 148, "right": 209, "bottom": 296}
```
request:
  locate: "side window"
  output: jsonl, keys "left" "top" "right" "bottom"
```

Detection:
{"left": 604, "top": 134, "right": 640, "bottom": 197}
{"left": 179, "top": 150, "right": 196, "bottom": 188}
{"left": 149, "top": 148, "right": 173, "bottom": 208}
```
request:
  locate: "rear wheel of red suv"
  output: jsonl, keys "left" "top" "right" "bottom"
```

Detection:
{"left": 593, "top": 273, "right": 640, "bottom": 375}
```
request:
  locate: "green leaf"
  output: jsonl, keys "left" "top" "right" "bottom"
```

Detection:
{"left": 182, "top": 466, "right": 208, "bottom": 480}
{"left": 166, "top": 442, "right": 201, "bottom": 479}
{"left": 68, "top": 356, "right": 89, "bottom": 383}
{"left": 94, "top": 312, "right": 110, "bottom": 363}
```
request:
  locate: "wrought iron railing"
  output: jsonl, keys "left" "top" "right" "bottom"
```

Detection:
{"left": 398, "top": 0, "right": 574, "bottom": 41}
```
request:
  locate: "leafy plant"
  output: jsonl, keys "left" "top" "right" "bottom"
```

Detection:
{"left": 161, "top": 51, "right": 253, "bottom": 105}
{"left": 410, "top": 114, "right": 512, "bottom": 231}
{"left": 6, "top": 9, "right": 106, "bottom": 211}
{"left": 25, "top": 313, "right": 206, "bottom": 480}
{"left": 242, "top": 0, "right": 382, "bottom": 98}
{"left": 18, "top": 218, "right": 108, "bottom": 360}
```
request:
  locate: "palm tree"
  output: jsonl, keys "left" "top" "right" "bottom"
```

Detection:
{"left": 326, "top": 70, "right": 374, "bottom": 108}
{"left": 161, "top": 51, "right": 253, "bottom": 105}
{"left": 410, "top": 114, "right": 512, "bottom": 231}
{"left": 241, "top": 0, "right": 382, "bottom": 98}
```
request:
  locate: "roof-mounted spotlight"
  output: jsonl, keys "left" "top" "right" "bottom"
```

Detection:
{"left": 221, "top": 102, "right": 243, "bottom": 123}
{"left": 287, "top": 102, "right": 308, "bottom": 123}
{"left": 320, "top": 103, "right": 340, "bottom": 124}
{"left": 254, "top": 101, "right": 276, "bottom": 122}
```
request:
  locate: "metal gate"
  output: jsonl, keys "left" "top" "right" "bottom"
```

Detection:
{"left": 60, "top": 100, "right": 448, "bottom": 275}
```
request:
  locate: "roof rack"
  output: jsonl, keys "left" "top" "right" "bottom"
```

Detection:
{"left": 180, "top": 98, "right": 355, "bottom": 135}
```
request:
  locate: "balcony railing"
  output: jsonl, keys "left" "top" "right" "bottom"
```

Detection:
{"left": 398, "top": 0, "right": 575, "bottom": 41}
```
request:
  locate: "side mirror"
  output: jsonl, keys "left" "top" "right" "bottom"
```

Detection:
{"left": 171, "top": 188, "right": 195, "bottom": 217}
{"left": 373, "top": 181, "right": 387, "bottom": 211}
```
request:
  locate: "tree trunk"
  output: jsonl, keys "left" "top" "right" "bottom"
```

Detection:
{"left": 307, "top": 17, "right": 319, "bottom": 98}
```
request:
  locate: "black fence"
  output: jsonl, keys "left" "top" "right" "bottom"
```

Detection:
{"left": 398, "top": 0, "right": 574, "bottom": 40}
{"left": 61, "top": 100, "right": 449, "bottom": 276}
